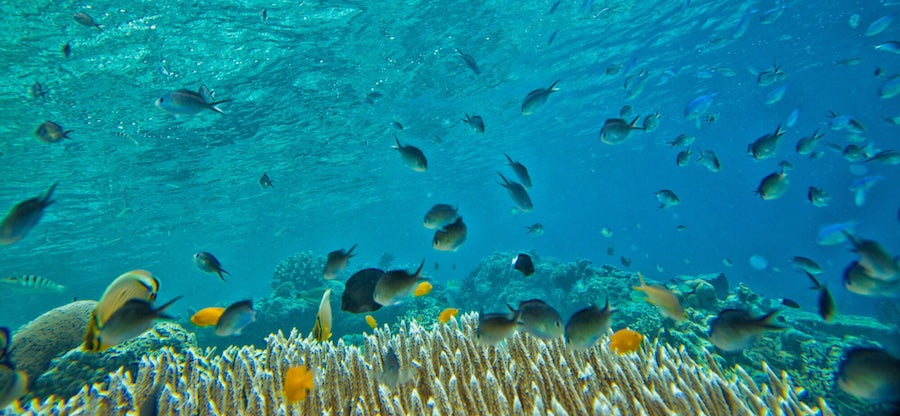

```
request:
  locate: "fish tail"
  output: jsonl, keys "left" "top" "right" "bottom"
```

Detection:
{"left": 632, "top": 272, "right": 647, "bottom": 291}
{"left": 548, "top": 80, "right": 561, "bottom": 92}
{"left": 805, "top": 271, "right": 823, "bottom": 290}
{"left": 347, "top": 244, "right": 358, "bottom": 257}
{"left": 153, "top": 296, "right": 183, "bottom": 318}
{"left": 208, "top": 99, "right": 234, "bottom": 114}
{"left": 758, "top": 310, "right": 786, "bottom": 330}
{"left": 217, "top": 270, "right": 228, "bottom": 281}
{"left": 41, "top": 182, "right": 59, "bottom": 206}
{"left": 392, "top": 136, "right": 402, "bottom": 149}
{"left": 414, "top": 259, "right": 425, "bottom": 277}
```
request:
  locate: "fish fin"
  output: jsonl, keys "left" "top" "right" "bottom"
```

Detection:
{"left": 347, "top": 244, "right": 358, "bottom": 257}
{"left": 83, "top": 310, "right": 102, "bottom": 352}
{"left": 548, "top": 80, "right": 560, "bottom": 92}
{"left": 805, "top": 271, "right": 823, "bottom": 290}
{"left": 41, "top": 182, "right": 59, "bottom": 206}
{"left": 217, "top": 270, "right": 227, "bottom": 282}
{"left": 414, "top": 259, "right": 425, "bottom": 277}
{"left": 208, "top": 99, "right": 234, "bottom": 114}
{"left": 153, "top": 296, "right": 183, "bottom": 316}
{"left": 758, "top": 310, "right": 787, "bottom": 330}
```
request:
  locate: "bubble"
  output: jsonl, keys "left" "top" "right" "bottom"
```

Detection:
{"left": 749, "top": 255, "right": 768, "bottom": 270}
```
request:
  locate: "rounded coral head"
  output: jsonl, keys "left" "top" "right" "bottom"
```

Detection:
{"left": 609, "top": 328, "right": 644, "bottom": 355}
{"left": 284, "top": 366, "right": 315, "bottom": 403}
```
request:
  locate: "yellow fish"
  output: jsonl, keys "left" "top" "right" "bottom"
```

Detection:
{"left": 283, "top": 365, "right": 315, "bottom": 403}
{"left": 413, "top": 281, "right": 432, "bottom": 297}
{"left": 632, "top": 272, "right": 686, "bottom": 321}
{"left": 365, "top": 315, "right": 377, "bottom": 329}
{"left": 190, "top": 307, "right": 226, "bottom": 327}
{"left": 310, "top": 289, "right": 332, "bottom": 342}
{"left": 438, "top": 307, "right": 459, "bottom": 324}
{"left": 83, "top": 270, "right": 159, "bottom": 352}
{"left": 609, "top": 328, "right": 644, "bottom": 354}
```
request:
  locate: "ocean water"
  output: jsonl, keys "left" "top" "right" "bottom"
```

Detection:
{"left": 0, "top": 0, "right": 898, "bottom": 412}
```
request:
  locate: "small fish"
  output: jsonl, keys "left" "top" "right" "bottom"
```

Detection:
{"left": 73, "top": 12, "right": 102, "bottom": 31}
{"left": 667, "top": 133, "right": 696, "bottom": 148}
{"left": 0, "top": 369, "right": 27, "bottom": 409}
{"left": 732, "top": 11, "right": 754, "bottom": 39}
{"left": 548, "top": 0, "right": 560, "bottom": 13}
{"left": 633, "top": 272, "right": 685, "bottom": 321}
{"left": 364, "top": 315, "right": 377, "bottom": 329}
{"left": 310, "top": 289, "right": 332, "bottom": 342}
{"left": 842, "top": 232, "right": 899, "bottom": 281}
{"left": 373, "top": 261, "right": 425, "bottom": 306}
{"left": 828, "top": 111, "right": 865, "bottom": 133}
{"left": 323, "top": 244, "right": 357, "bottom": 279}
{"left": 259, "top": 173, "right": 274, "bottom": 188}
{"left": 867, "top": 150, "right": 900, "bottom": 165}
{"left": 283, "top": 366, "right": 315, "bottom": 403}
{"left": 521, "top": 80, "right": 560, "bottom": 115}
{"left": 755, "top": 171, "right": 789, "bottom": 200}
{"left": 781, "top": 298, "right": 800, "bottom": 309}
{"left": 462, "top": 113, "right": 485, "bottom": 133}
{"left": 194, "top": 252, "right": 230, "bottom": 281}
{"left": 600, "top": 227, "right": 613, "bottom": 238}
{"left": 155, "top": 88, "right": 232, "bottom": 115}
{"left": 756, "top": 63, "right": 786, "bottom": 86}
{"left": 708, "top": 309, "right": 785, "bottom": 352}
{"left": 497, "top": 172, "right": 533, "bottom": 212}
{"left": 438, "top": 308, "right": 459, "bottom": 323}
{"left": 509, "top": 299, "right": 563, "bottom": 340}
{"left": 29, "top": 82, "right": 47, "bottom": 100}
{"left": 0, "top": 327, "right": 11, "bottom": 367}
{"left": 875, "top": 41, "right": 900, "bottom": 54}
{"left": 35, "top": 121, "right": 72, "bottom": 143}
{"left": 764, "top": 84, "right": 789, "bottom": 105}
{"left": 833, "top": 57, "right": 862, "bottom": 66}
{"left": 607, "top": 243, "right": 615, "bottom": 256}
{"left": 807, "top": 187, "right": 831, "bottom": 207}
{"left": 850, "top": 175, "right": 885, "bottom": 206}
{"left": 789, "top": 256, "right": 823, "bottom": 275}
{"left": 341, "top": 268, "right": 385, "bottom": 314}
{"left": 83, "top": 270, "right": 159, "bottom": 351}
{"left": 525, "top": 223, "right": 544, "bottom": 235}
{"left": 599, "top": 116, "right": 644, "bottom": 144}
{"left": 656, "top": 189, "right": 680, "bottom": 209}
{"left": 564, "top": 300, "right": 613, "bottom": 351}
{"left": 547, "top": 30, "right": 558, "bottom": 46}
{"left": 759, "top": 5, "right": 784, "bottom": 24}
{"left": 843, "top": 261, "right": 900, "bottom": 298}
{"left": 620, "top": 256, "right": 632, "bottom": 267}
{"left": 884, "top": 116, "right": 900, "bottom": 125}
{"left": 620, "top": 105, "right": 633, "bottom": 118}
{"left": 190, "top": 307, "right": 226, "bottom": 327}
{"left": 609, "top": 328, "right": 644, "bottom": 354}
{"left": 391, "top": 121, "right": 404, "bottom": 131}
{"left": 504, "top": 154, "right": 532, "bottom": 188}
{"left": 433, "top": 217, "right": 467, "bottom": 251}
{"left": 748, "top": 125, "right": 784, "bottom": 160}
{"left": 62, "top": 42, "right": 71, "bottom": 58}
{"left": 865, "top": 12, "right": 896, "bottom": 37}
{"left": 475, "top": 310, "right": 521, "bottom": 345}
{"left": 260, "top": 8, "right": 268, "bottom": 23}
{"left": 215, "top": 300, "right": 257, "bottom": 336}
{"left": 806, "top": 272, "right": 835, "bottom": 322}
{"left": 455, "top": 48, "right": 480, "bottom": 75}
{"left": 512, "top": 253, "right": 535, "bottom": 277}
{"left": 836, "top": 347, "right": 900, "bottom": 403}
{"left": 676, "top": 149, "right": 692, "bottom": 167}
{"left": 684, "top": 93, "right": 717, "bottom": 119}
{"left": 364, "top": 92, "right": 383, "bottom": 105}
{"left": 0, "top": 183, "right": 57, "bottom": 245}
{"left": 96, "top": 296, "right": 181, "bottom": 351}
{"left": 642, "top": 111, "right": 661, "bottom": 133}
{"left": 722, "top": 257, "right": 734, "bottom": 267}
{"left": 0, "top": 275, "right": 65, "bottom": 292}
{"left": 697, "top": 148, "right": 722, "bottom": 172}
{"left": 377, "top": 345, "right": 414, "bottom": 389}
{"left": 816, "top": 222, "right": 856, "bottom": 246}
{"left": 413, "top": 281, "right": 432, "bottom": 297}
{"left": 423, "top": 204, "right": 459, "bottom": 230}
{"left": 676, "top": 225, "right": 688, "bottom": 231}
{"left": 795, "top": 129, "right": 824, "bottom": 155}
{"left": 849, "top": 13, "right": 860, "bottom": 29}
{"left": 879, "top": 76, "right": 900, "bottom": 99}
{"left": 392, "top": 137, "right": 427, "bottom": 172}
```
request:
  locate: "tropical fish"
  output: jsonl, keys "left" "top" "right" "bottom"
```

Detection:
{"left": 512, "top": 253, "right": 535, "bottom": 277}
{"left": 756, "top": 62, "right": 786, "bottom": 86}
{"left": 433, "top": 217, "right": 467, "bottom": 251}
{"left": 341, "top": 268, "right": 385, "bottom": 313}
{"left": 608, "top": 328, "right": 643, "bottom": 354}
{"left": 781, "top": 298, "right": 800, "bottom": 309}
{"left": 875, "top": 41, "right": 900, "bottom": 54}
{"left": 817, "top": 222, "right": 856, "bottom": 246}
{"left": 214, "top": 300, "right": 257, "bottom": 337}
{"left": 365, "top": 315, "right": 377, "bottom": 329}
{"left": 392, "top": 137, "right": 427, "bottom": 172}
{"left": 836, "top": 347, "right": 900, "bottom": 403}
{"left": 73, "top": 12, "right": 102, "bottom": 31}
{"left": 620, "top": 256, "right": 632, "bottom": 267}
{"left": 62, "top": 43, "right": 71, "bottom": 58}
{"left": 0, "top": 327, "right": 11, "bottom": 368}
{"left": 642, "top": 112, "right": 661, "bottom": 132}
{"left": 880, "top": 76, "right": 900, "bottom": 99}
{"left": 828, "top": 111, "right": 865, "bottom": 133}
{"left": 323, "top": 244, "right": 357, "bottom": 279}
{"left": 867, "top": 150, "right": 900, "bottom": 165}
{"left": 34, "top": 121, "right": 71, "bottom": 143}
{"left": 607, "top": 243, "right": 615, "bottom": 256}
{"left": 684, "top": 93, "right": 717, "bottom": 119}
{"left": 0, "top": 369, "right": 27, "bottom": 409}
{"left": 747, "top": 125, "right": 784, "bottom": 159}
{"left": 475, "top": 310, "right": 521, "bottom": 345}
{"left": 373, "top": 261, "right": 425, "bottom": 306}
{"left": 759, "top": 5, "right": 784, "bottom": 24}
{"left": 391, "top": 121, "right": 404, "bottom": 131}
{"left": 843, "top": 261, "right": 900, "bottom": 298}
{"left": 619, "top": 105, "right": 633, "bottom": 118}
{"left": 842, "top": 232, "right": 899, "bottom": 281}
{"left": 364, "top": 92, "right": 382, "bottom": 105}
{"left": 283, "top": 366, "right": 315, "bottom": 402}
{"left": 755, "top": 171, "right": 789, "bottom": 200}
{"left": 497, "top": 172, "right": 533, "bottom": 212}
{"left": 259, "top": 173, "right": 274, "bottom": 188}
{"left": 850, "top": 175, "right": 885, "bottom": 206}
{"left": 455, "top": 49, "right": 480, "bottom": 75}
{"left": 667, "top": 134, "right": 695, "bottom": 148}
{"left": 438, "top": 308, "right": 459, "bottom": 324}
{"left": 565, "top": 301, "right": 613, "bottom": 350}
{"left": 0, "top": 275, "right": 65, "bottom": 292}
{"left": 310, "top": 289, "right": 332, "bottom": 342}
{"left": 504, "top": 154, "right": 533, "bottom": 188}
{"left": 708, "top": 309, "right": 784, "bottom": 352}
{"left": 423, "top": 204, "right": 459, "bottom": 230}
{"left": 83, "top": 270, "right": 160, "bottom": 351}
{"left": 697, "top": 148, "right": 722, "bottom": 172}
{"left": 764, "top": 84, "right": 789, "bottom": 105}
{"left": 521, "top": 80, "right": 560, "bottom": 115}
{"left": 599, "top": 116, "right": 643, "bottom": 144}
{"left": 377, "top": 345, "right": 414, "bottom": 389}
{"left": 462, "top": 114, "right": 484, "bottom": 133}
{"left": 95, "top": 297, "right": 181, "bottom": 351}
{"left": 656, "top": 189, "right": 680, "bottom": 209}
{"left": 785, "top": 107, "right": 800, "bottom": 128}
{"left": 525, "top": 223, "right": 544, "bottom": 235}
{"left": 795, "top": 130, "right": 824, "bottom": 155}
{"left": 193, "top": 252, "right": 230, "bottom": 281}
{"left": 865, "top": 12, "right": 896, "bottom": 37}
{"left": 789, "top": 256, "right": 823, "bottom": 275}
{"left": 676, "top": 149, "right": 692, "bottom": 167}
{"left": 508, "top": 299, "right": 562, "bottom": 340}
{"left": 632, "top": 272, "right": 685, "bottom": 321}
{"left": 190, "top": 307, "right": 226, "bottom": 327}
{"left": 155, "top": 88, "right": 232, "bottom": 115}
{"left": 29, "top": 82, "right": 47, "bottom": 100}
{"left": 806, "top": 272, "right": 835, "bottom": 322}
{"left": 413, "top": 281, "right": 432, "bottom": 297}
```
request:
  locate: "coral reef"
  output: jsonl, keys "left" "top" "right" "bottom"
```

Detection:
{"left": 270, "top": 251, "right": 325, "bottom": 291}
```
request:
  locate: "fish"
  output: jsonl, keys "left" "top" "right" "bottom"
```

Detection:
{"left": 193, "top": 252, "right": 230, "bottom": 281}
{"left": 722, "top": 258, "right": 734, "bottom": 267}
{"left": 836, "top": 347, "right": 900, "bottom": 403}
{"left": 525, "top": 223, "right": 544, "bottom": 235}
{"left": 62, "top": 42, "right": 71, "bottom": 58}
{"left": 432, "top": 217, "right": 467, "bottom": 251}
{"left": 364, "top": 92, "right": 383, "bottom": 105}
{"left": 29, "top": 82, "right": 47, "bottom": 100}
{"left": 377, "top": 345, "right": 414, "bottom": 389}
{"left": 867, "top": 150, "right": 900, "bottom": 164}
{"left": 504, "top": 154, "right": 533, "bottom": 188}
{"left": 781, "top": 298, "right": 800, "bottom": 309}
{"left": 391, "top": 121, "right": 404, "bottom": 131}
{"left": 842, "top": 232, "right": 899, "bottom": 281}
{"left": 73, "top": 12, "right": 102, "bottom": 31}
{"left": 806, "top": 272, "right": 835, "bottom": 322}
{"left": 747, "top": 125, "right": 784, "bottom": 160}
{"left": 83, "top": 269, "right": 160, "bottom": 351}
{"left": 373, "top": 261, "right": 425, "bottom": 306}
{"left": 608, "top": 328, "right": 643, "bottom": 354}
{"left": 607, "top": 243, "right": 615, "bottom": 256}
{"left": 697, "top": 148, "right": 722, "bottom": 172}
{"left": 215, "top": 300, "right": 257, "bottom": 337}
{"left": 0, "top": 327, "right": 11, "bottom": 368}
{"left": 632, "top": 272, "right": 685, "bottom": 321}
{"left": 817, "top": 222, "right": 856, "bottom": 246}
{"left": 155, "top": 88, "right": 232, "bottom": 115}
{"left": 260, "top": 8, "right": 267, "bottom": 22}
{"left": 521, "top": 80, "right": 560, "bottom": 115}
{"left": 676, "top": 149, "right": 692, "bottom": 167}
{"left": 755, "top": 171, "right": 789, "bottom": 200}
{"left": 323, "top": 244, "right": 357, "bottom": 279}
{"left": 667, "top": 134, "right": 695, "bottom": 148}
{"left": 455, "top": 49, "right": 480, "bottom": 75}
{"left": 475, "top": 310, "right": 521, "bottom": 345}
{"left": 512, "top": 253, "right": 535, "bottom": 277}
{"left": 843, "top": 261, "right": 900, "bottom": 298}
{"left": 789, "top": 257, "right": 823, "bottom": 275}
{"left": 310, "top": 289, "right": 332, "bottom": 342}
{"left": 423, "top": 204, "right": 459, "bottom": 230}
{"left": 759, "top": 5, "right": 784, "bottom": 24}
{"left": 684, "top": 93, "right": 717, "bottom": 119}
{"left": 34, "top": 121, "right": 72, "bottom": 143}
{"left": 880, "top": 76, "right": 900, "bottom": 99}
{"left": 0, "top": 369, "right": 27, "bottom": 409}
{"left": 642, "top": 112, "right": 661, "bottom": 133}
{"left": 600, "top": 227, "right": 613, "bottom": 238}
{"left": 0, "top": 275, "right": 65, "bottom": 292}
{"left": 828, "top": 111, "right": 865, "bottom": 133}
{"left": 655, "top": 189, "right": 680, "bottom": 209}
{"left": 462, "top": 114, "right": 485, "bottom": 133}
{"left": 365, "top": 315, "right": 377, "bottom": 329}
{"left": 94, "top": 297, "right": 181, "bottom": 351}
{"left": 785, "top": 108, "right": 799, "bottom": 127}
{"left": 842, "top": 144, "right": 873, "bottom": 162}
{"left": 497, "top": 172, "right": 533, "bottom": 212}
{"left": 509, "top": 299, "right": 563, "bottom": 340}
{"left": 620, "top": 105, "right": 633, "bottom": 118}
{"left": 283, "top": 366, "right": 315, "bottom": 402}
{"left": 764, "top": 84, "right": 789, "bottom": 105}
{"left": 865, "top": 12, "right": 896, "bottom": 37}
{"left": 548, "top": 0, "right": 560, "bottom": 13}
{"left": 620, "top": 256, "right": 632, "bottom": 267}
{"left": 599, "top": 116, "right": 643, "bottom": 144}
{"left": 875, "top": 41, "right": 900, "bottom": 54}
{"left": 438, "top": 308, "right": 459, "bottom": 323}
{"left": 834, "top": 57, "right": 863, "bottom": 66}
{"left": 413, "top": 281, "right": 432, "bottom": 297}
{"left": 564, "top": 301, "right": 613, "bottom": 351}
{"left": 795, "top": 129, "right": 824, "bottom": 155}
{"left": 259, "top": 173, "right": 274, "bottom": 188}
{"left": 341, "top": 268, "right": 385, "bottom": 313}
{"left": 392, "top": 137, "right": 427, "bottom": 172}
{"left": 732, "top": 10, "right": 754, "bottom": 39}
{"left": 190, "top": 307, "right": 226, "bottom": 327}
{"left": 849, "top": 13, "right": 860, "bottom": 28}
{"left": 756, "top": 62, "right": 786, "bottom": 86}
{"left": 850, "top": 175, "right": 885, "bottom": 206}
{"left": 708, "top": 309, "right": 785, "bottom": 352}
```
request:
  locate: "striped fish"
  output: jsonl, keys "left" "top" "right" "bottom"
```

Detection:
{"left": 0, "top": 275, "right": 65, "bottom": 292}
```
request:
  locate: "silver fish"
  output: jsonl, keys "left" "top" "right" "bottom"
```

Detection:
{"left": 0, "top": 275, "right": 65, "bottom": 292}
{"left": 155, "top": 88, "right": 232, "bottom": 115}
{"left": 497, "top": 172, "right": 533, "bottom": 212}
{"left": 504, "top": 154, "right": 532, "bottom": 188}
{"left": 215, "top": 300, "right": 257, "bottom": 336}
{"left": 392, "top": 137, "right": 427, "bottom": 172}
{"left": 521, "top": 80, "right": 560, "bottom": 115}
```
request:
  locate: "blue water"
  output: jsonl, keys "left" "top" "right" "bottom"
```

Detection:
{"left": 0, "top": 0, "right": 898, "bottom": 390}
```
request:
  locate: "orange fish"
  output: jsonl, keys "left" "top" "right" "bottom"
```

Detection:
{"left": 190, "top": 307, "right": 226, "bottom": 327}
{"left": 609, "top": 328, "right": 644, "bottom": 354}
{"left": 283, "top": 365, "right": 315, "bottom": 402}
{"left": 413, "top": 281, "right": 432, "bottom": 297}
{"left": 632, "top": 272, "right": 686, "bottom": 321}
{"left": 438, "top": 307, "right": 459, "bottom": 324}
{"left": 365, "top": 315, "right": 377, "bottom": 329}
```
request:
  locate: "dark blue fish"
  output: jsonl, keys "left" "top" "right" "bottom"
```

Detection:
{"left": 455, "top": 49, "right": 480, "bottom": 75}
{"left": 548, "top": 0, "right": 560, "bottom": 14}
{"left": 547, "top": 30, "right": 558, "bottom": 46}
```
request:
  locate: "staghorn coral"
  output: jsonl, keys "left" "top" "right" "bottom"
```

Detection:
{"left": 18, "top": 313, "right": 833, "bottom": 415}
